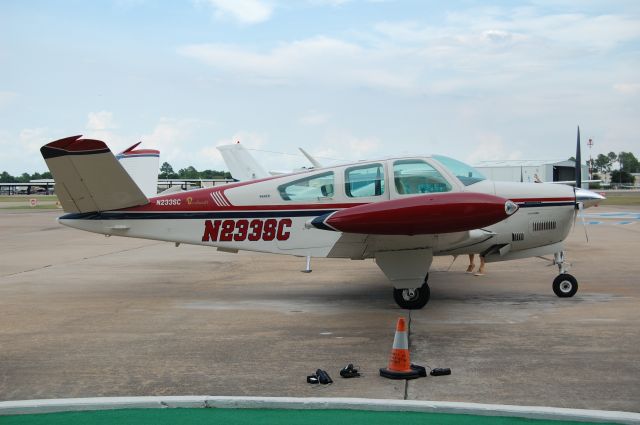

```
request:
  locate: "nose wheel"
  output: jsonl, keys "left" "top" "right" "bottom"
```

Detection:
{"left": 552, "top": 251, "right": 578, "bottom": 297}
{"left": 553, "top": 274, "right": 578, "bottom": 297}
{"left": 393, "top": 274, "right": 430, "bottom": 309}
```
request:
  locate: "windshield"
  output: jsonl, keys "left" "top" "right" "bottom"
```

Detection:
{"left": 432, "top": 155, "right": 486, "bottom": 186}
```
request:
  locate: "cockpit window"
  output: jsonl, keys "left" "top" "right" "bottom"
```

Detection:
{"left": 345, "top": 163, "right": 385, "bottom": 197}
{"left": 433, "top": 155, "right": 486, "bottom": 186}
{"left": 393, "top": 160, "right": 452, "bottom": 194}
{"left": 278, "top": 172, "right": 334, "bottom": 201}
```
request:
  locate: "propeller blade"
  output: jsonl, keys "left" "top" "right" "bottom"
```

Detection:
{"left": 578, "top": 202, "right": 589, "bottom": 243}
{"left": 572, "top": 191, "right": 578, "bottom": 233}
{"left": 575, "top": 126, "right": 582, "bottom": 189}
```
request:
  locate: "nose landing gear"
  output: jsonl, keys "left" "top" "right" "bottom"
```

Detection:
{"left": 552, "top": 251, "right": 578, "bottom": 297}
{"left": 393, "top": 274, "right": 430, "bottom": 309}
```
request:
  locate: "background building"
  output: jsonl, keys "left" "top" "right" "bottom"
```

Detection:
{"left": 474, "top": 160, "right": 589, "bottom": 188}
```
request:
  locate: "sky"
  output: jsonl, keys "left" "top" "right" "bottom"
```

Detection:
{"left": 1, "top": 0, "right": 639, "bottom": 175}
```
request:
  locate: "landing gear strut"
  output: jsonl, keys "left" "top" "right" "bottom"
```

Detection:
{"left": 393, "top": 274, "right": 430, "bottom": 310}
{"left": 552, "top": 251, "right": 578, "bottom": 297}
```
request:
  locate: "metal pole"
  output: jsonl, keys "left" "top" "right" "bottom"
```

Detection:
{"left": 587, "top": 138, "right": 593, "bottom": 180}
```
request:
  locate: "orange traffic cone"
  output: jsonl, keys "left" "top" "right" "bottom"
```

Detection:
{"left": 379, "top": 317, "right": 422, "bottom": 380}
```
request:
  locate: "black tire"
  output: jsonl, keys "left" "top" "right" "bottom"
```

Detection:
{"left": 393, "top": 281, "right": 430, "bottom": 310}
{"left": 553, "top": 274, "right": 578, "bottom": 298}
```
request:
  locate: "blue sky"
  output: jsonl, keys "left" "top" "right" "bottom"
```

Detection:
{"left": 1, "top": 0, "right": 639, "bottom": 175}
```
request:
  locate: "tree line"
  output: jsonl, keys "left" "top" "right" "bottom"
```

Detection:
{"left": 588, "top": 151, "right": 639, "bottom": 174}
{"left": 579, "top": 151, "right": 639, "bottom": 185}
{"left": 158, "top": 162, "right": 232, "bottom": 180}
{"left": 0, "top": 171, "right": 52, "bottom": 183}
{"left": 1, "top": 163, "right": 232, "bottom": 183}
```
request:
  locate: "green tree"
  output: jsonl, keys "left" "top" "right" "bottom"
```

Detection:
{"left": 199, "top": 169, "right": 232, "bottom": 179}
{"left": 0, "top": 171, "right": 17, "bottom": 183}
{"left": 18, "top": 173, "right": 31, "bottom": 183}
{"left": 618, "top": 151, "right": 639, "bottom": 173}
{"left": 158, "top": 162, "right": 178, "bottom": 179}
{"left": 610, "top": 170, "right": 634, "bottom": 185}
{"left": 178, "top": 166, "right": 199, "bottom": 179}
{"left": 594, "top": 153, "right": 613, "bottom": 173}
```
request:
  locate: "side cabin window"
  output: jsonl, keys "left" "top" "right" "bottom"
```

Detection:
{"left": 393, "top": 160, "right": 452, "bottom": 194}
{"left": 278, "top": 172, "right": 335, "bottom": 201}
{"left": 345, "top": 163, "right": 385, "bottom": 197}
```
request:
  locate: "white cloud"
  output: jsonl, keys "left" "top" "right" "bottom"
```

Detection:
{"left": 20, "top": 128, "right": 50, "bottom": 155}
{"left": 311, "top": 130, "right": 381, "bottom": 163}
{"left": 465, "top": 133, "right": 523, "bottom": 164}
{"left": 0, "top": 128, "right": 50, "bottom": 174}
{"left": 204, "top": 0, "right": 272, "bottom": 24}
{"left": 179, "top": 36, "right": 413, "bottom": 90}
{"left": 613, "top": 83, "right": 640, "bottom": 95}
{"left": 179, "top": 9, "right": 640, "bottom": 96}
{"left": 443, "top": 8, "right": 640, "bottom": 51}
{"left": 214, "top": 130, "right": 267, "bottom": 148}
{"left": 300, "top": 111, "right": 329, "bottom": 126}
{"left": 0, "top": 91, "right": 18, "bottom": 108}
{"left": 138, "top": 118, "right": 202, "bottom": 165}
{"left": 86, "top": 111, "right": 116, "bottom": 131}
{"left": 307, "top": 0, "right": 352, "bottom": 6}
{"left": 83, "top": 115, "right": 219, "bottom": 169}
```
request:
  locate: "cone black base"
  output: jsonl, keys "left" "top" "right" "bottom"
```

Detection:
{"left": 379, "top": 367, "right": 422, "bottom": 380}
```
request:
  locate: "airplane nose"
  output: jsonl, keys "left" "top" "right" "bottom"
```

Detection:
{"left": 575, "top": 187, "right": 606, "bottom": 208}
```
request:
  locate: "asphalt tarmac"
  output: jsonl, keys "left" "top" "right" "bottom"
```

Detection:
{"left": 0, "top": 207, "right": 638, "bottom": 412}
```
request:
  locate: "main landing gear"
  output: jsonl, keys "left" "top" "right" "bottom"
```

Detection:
{"left": 393, "top": 274, "right": 430, "bottom": 309}
{"left": 552, "top": 251, "right": 578, "bottom": 298}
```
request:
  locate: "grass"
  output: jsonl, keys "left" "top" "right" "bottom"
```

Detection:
{"left": 0, "top": 195, "right": 60, "bottom": 210}
{"left": 0, "top": 195, "right": 57, "bottom": 202}
{"left": 1, "top": 204, "right": 61, "bottom": 210}
{"left": 599, "top": 192, "right": 640, "bottom": 206}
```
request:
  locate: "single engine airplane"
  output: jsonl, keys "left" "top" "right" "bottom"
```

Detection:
{"left": 40, "top": 128, "right": 604, "bottom": 309}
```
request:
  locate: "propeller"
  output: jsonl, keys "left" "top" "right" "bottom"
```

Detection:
{"left": 575, "top": 126, "right": 581, "bottom": 189}
{"left": 573, "top": 126, "right": 589, "bottom": 242}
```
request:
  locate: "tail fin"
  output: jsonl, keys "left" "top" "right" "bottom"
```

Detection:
{"left": 41, "top": 135, "right": 149, "bottom": 213}
{"left": 217, "top": 143, "right": 268, "bottom": 181}
{"left": 116, "top": 142, "right": 160, "bottom": 198}
{"left": 298, "top": 147, "right": 322, "bottom": 168}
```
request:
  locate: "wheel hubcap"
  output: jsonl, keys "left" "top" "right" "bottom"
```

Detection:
{"left": 403, "top": 288, "right": 418, "bottom": 301}
{"left": 560, "top": 281, "right": 572, "bottom": 293}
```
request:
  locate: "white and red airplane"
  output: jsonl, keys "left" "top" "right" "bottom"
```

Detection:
{"left": 40, "top": 130, "right": 604, "bottom": 309}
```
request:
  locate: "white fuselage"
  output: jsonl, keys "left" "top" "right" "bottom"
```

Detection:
{"left": 59, "top": 156, "right": 578, "bottom": 263}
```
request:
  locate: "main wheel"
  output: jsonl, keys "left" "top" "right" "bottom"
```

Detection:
{"left": 393, "top": 281, "right": 430, "bottom": 310}
{"left": 552, "top": 274, "right": 578, "bottom": 298}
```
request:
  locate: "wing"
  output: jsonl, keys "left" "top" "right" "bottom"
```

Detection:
{"left": 308, "top": 192, "right": 518, "bottom": 288}
{"left": 309, "top": 192, "right": 517, "bottom": 235}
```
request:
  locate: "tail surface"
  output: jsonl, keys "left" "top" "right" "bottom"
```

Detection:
{"left": 41, "top": 135, "right": 149, "bottom": 213}
{"left": 116, "top": 142, "right": 160, "bottom": 198}
{"left": 217, "top": 143, "right": 269, "bottom": 181}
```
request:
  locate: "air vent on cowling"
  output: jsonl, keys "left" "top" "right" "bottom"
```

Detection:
{"left": 532, "top": 220, "right": 557, "bottom": 232}
{"left": 512, "top": 232, "right": 525, "bottom": 241}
